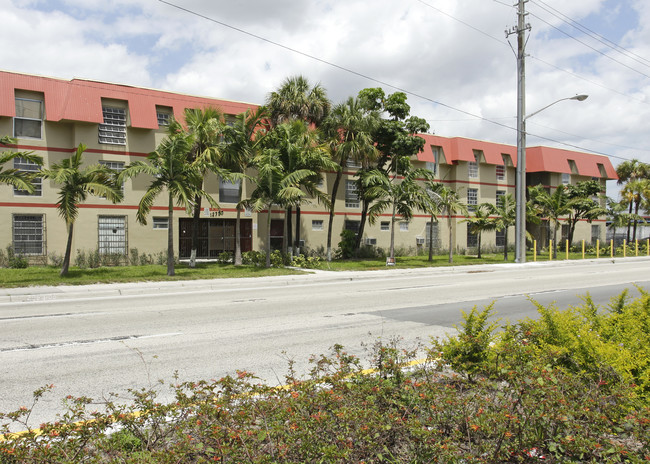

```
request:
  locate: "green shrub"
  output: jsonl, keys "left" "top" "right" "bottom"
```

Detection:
{"left": 48, "top": 252, "right": 64, "bottom": 267}
{"left": 217, "top": 251, "right": 233, "bottom": 263}
{"left": 242, "top": 250, "right": 265, "bottom": 267}
{"left": 291, "top": 254, "right": 322, "bottom": 269}
{"left": 129, "top": 248, "right": 140, "bottom": 266}
{"left": 6, "top": 247, "right": 28, "bottom": 269}
{"left": 336, "top": 229, "right": 356, "bottom": 259}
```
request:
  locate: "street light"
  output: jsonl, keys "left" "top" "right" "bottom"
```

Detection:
{"left": 514, "top": 94, "right": 588, "bottom": 264}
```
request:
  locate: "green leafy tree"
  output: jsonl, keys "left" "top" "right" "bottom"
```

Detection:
{"left": 119, "top": 131, "right": 216, "bottom": 276}
{"left": 620, "top": 179, "right": 650, "bottom": 241}
{"left": 605, "top": 197, "right": 630, "bottom": 246}
{"left": 615, "top": 159, "right": 649, "bottom": 241}
{"left": 565, "top": 180, "right": 607, "bottom": 246}
{"left": 529, "top": 184, "right": 571, "bottom": 258}
{"left": 40, "top": 143, "right": 122, "bottom": 276}
{"left": 464, "top": 203, "right": 495, "bottom": 259}
{"left": 356, "top": 88, "right": 430, "bottom": 250}
{"left": 489, "top": 193, "right": 516, "bottom": 261}
{"left": 0, "top": 136, "right": 43, "bottom": 192}
{"left": 221, "top": 107, "right": 269, "bottom": 265}
{"left": 321, "top": 97, "right": 379, "bottom": 261}
{"left": 363, "top": 166, "right": 435, "bottom": 262}
{"left": 436, "top": 186, "right": 469, "bottom": 263}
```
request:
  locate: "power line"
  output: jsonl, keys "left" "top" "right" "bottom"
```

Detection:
{"left": 155, "top": 0, "right": 635, "bottom": 163}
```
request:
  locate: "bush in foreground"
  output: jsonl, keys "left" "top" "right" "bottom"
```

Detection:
{"left": 1, "top": 293, "right": 649, "bottom": 463}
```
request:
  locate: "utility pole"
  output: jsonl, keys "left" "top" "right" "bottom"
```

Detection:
{"left": 506, "top": 0, "right": 531, "bottom": 263}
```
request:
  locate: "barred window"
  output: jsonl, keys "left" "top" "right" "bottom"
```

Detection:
{"left": 496, "top": 164, "right": 505, "bottom": 180}
{"left": 400, "top": 221, "right": 409, "bottom": 232}
{"left": 425, "top": 222, "right": 440, "bottom": 248}
{"left": 467, "top": 188, "right": 478, "bottom": 212}
{"left": 312, "top": 220, "right": 324, "bottom": 231}
{"left": 345, "top": 180, "right": 359, "bottom": 208}
{"left": 496, "top": 228, "right": 506, "bottom": 247}
{"left": 13, "top": 157, "right": 42, "bottom": 196}
{"left": 13, "top": 214, "right": 45, "bottom": 255}
{"left": 99, "top": 107, "right": 127, "bottom": 145}
{"left": 98, "top": 216, "right": 127, "bottom": 255}
{"left": 496, "top": 190, "right": 505, "bottom": 206}
{"left": 467, "top": 223, "right": 478, "bottom": 248}
{"left": 99, "top": 160, "right": 125, "bottom": 195}
{"left": 219, "top": 178, "right": 240, "bottom": 204}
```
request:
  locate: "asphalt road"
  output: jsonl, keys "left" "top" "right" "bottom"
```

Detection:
{"left": 0, "top": 257, "right": 648, "bottom": 428}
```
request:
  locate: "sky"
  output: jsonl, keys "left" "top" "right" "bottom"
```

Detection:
{"left": 2, "top": 0, "right": 649, "bottom": 198}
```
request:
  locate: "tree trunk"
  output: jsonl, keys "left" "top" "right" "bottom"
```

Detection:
{"left": 428, "top": 216, "right": 435, "bottom": 262}
{"left": 627, "top": 200, "right": 633, "bottom": 242}
{"left": 503, "top": 227, "right": 508, "bottom": 261}
{"left": 167, "top": 193, "right": 175, "bottom": 276}
{"left": 295, "top": 206, "right": 302, "bottom": 256}
{"left": 633, "top": 199, "right": 640, "bottom": 241}
{"left": 552, "top": 223, "right": 558, "bottom": 259}
{"left": 477, "top": 232, "right": 482, "bottom": 259}
{"left": 189, "top": 195, "right": 202, "bottom": 268}
{"left": 389, "top": 202, "right": 397, "bottom": 261}
{"left": 266, "top": 202, "right": 272, "bottom": 268}
{"left": 355, "top": 199, "right": 369, "bottom": 251}
{"left": 448, "top": 210, "right": 453, "bottom": 264}
{"left": 60, "top": 222, "right": 74, "bottom": 277}
{"left": 326, "top": 170, "right": 342, "bottom": 261}
{"left": 285, "top": 206, "right": 292, "bottom": 257}
{"left": 234, "top": 183, "right": 244, "bottom": 266}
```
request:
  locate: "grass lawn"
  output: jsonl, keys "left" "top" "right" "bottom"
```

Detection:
{"left": 318, "top": 252, "right": 516, "bottom": 271}
{"left": 0, "top": 263, "right": 303, "bottom": 289}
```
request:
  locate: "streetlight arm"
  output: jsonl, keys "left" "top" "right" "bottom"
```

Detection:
{"left": 524, "top": 95, "right": 588, "bottom": 121}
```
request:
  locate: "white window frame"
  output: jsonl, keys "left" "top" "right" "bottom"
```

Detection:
{"left": 496, "top": 190, "right": 505, "bottom": 206}
{"left": 13, "top": 157, "right": 42, "bottom": 196}
{"left": 496, "top": 164, "right": 505, "bottom": 180}
{"left": 467, "top": 188, "right": 478, "bottom": 212}
{"left": 12, "top": 214, "right": 45, "bottom": 255}
{"left": 345, "top": 179, "right": 359, "bottom": 208}
{"left": 380, "top": 221, "right": 390, "bottom": 232}
{"left": 561, "top": 173, "right": 571, "bottom": 185}
{"left": 311, "top": 220, "right": 324, "bottom": 231}
{"left": 99, "top": 160, "right": 125, "bottom": 195}
{"left": 399, "top": 221, "right": 409, "bottom": 232}
{"left": 157, "top": 112, "right": 171, "bottom": 127}
{"left": 98, "top": 216, "right": 127, "bottom": 255}
{"left": 99, "top": 106, "right": 127, "bottom": 145}
{"left": 468, "top": 152, "right": 480, "bottom": 178}
{"left": 14, "top": 97, "right": 43, "bottom": 139}
{"left": 153, "top": 217, "right": 169, "bottom": 230}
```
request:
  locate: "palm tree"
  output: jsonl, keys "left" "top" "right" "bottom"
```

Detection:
{"left": 616, "top": 159, "right": 650, "bottom": 241}
{"left": 249, "top": 145, "right": 317, "bottom": 268}
{"left": 565, "top": 180, "right": 607, "bottom": 246}
{"left": 488, "top": 193, "right": 516, "bottom": 261}
{"left": 422, "top": 180, "right": 445, "bottom": 261}
{"left": 0, "top": 136, "right": 43, "bottom": 192}
{"left": 321, "top": 97, "right": 379, "bottom": 261}
{"left": 606, "top": 197, "right": 630, "bottom": 247}
{"left": 181, "top": 107, "right": 227, "bottom": 267}
{"left": 40, "top": 143, "right": 122, "bottom": 276}
{"left": 464, "top": 203, "right": 495, "bottom": 259}
{"left": 221, "top": 107, "right": 269, "bottom": 265}
{"left": 266, "top": 75, "right": 331, "bottom": 127}
{"left": 118, "top": 131, "right": 217, "bottom": 276}
{"left": 529, "top": 184, "right": 571, "bottom": 259}
{"left": 435, "top": 186, "right": 468, "bottom": 264}
{"left": 363, "top": 166, "right": 435, "bottom": 262}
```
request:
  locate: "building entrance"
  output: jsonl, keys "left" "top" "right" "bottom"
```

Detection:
{"left": 179, "top": 218, "right": 252, "bottom": 258}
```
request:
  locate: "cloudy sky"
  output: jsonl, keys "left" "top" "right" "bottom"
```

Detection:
{"left": 2, "top": 0, "right": 649, "bottom": 195}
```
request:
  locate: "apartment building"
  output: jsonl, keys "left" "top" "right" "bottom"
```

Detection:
{"left": 0, "top": 70, "right": 617, "bottom": 262}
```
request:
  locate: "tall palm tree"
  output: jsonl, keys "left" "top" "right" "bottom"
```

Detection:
{"left": 0, "top": 136, "right": 43, "bottom": 192}
{"left": 621, "top": 179, "right": 650, "bottom": 241}
{"left": 221, "top": 107, "right": 269, "bottom": 265}
{"left": 488, "top": 193, "right": 516, "bottom": 261}
{"left": 464, "top": 203, "right": 495, "bottom": 259}
{"left": 40, "top": 143, "right": 122, "bottom": 276}
{"left": 606, "top": 197, "right": 630, "bottom": 247}
{"left": 119, "top": 131, "right": 217, "bottom": 276}
{"left": 321, "top": 97, "right": 379, "bottom": 261}
{"left": 181, "top": 107, "right": 227, "bottom": 267}
{"left": 529, "top": 184, "right": 571, "bottom": 259}
{"left": 433, "top": 186, "right": 468, "bottom": 264}
{"left": 422, "top": 180, "right": 445, "bottom": 261}
{"left": 266, "top": 75, "right": 331, "bottom": 127}
{"left": 363, "top": 166, "right": 435, "bottom": 262}
{"left": 249, "top": 145, "right": 317, "bottom": 268}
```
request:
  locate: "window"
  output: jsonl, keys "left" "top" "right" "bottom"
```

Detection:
{"left": 99, "top": 106, "right": 127, "bottom": 145}
{"left": 99, "top": 160, "right": 125, "bottom": 195}
{"left": 98, "top": 216, "right": 127, "bottom": 255}
{"left": 496, "top": 190, "right": 505, "bottom": 206}
{"left": 468, "top": 151, "right": 480, "bottom": 178}
{"left": 344, "top": 220, "right": 360, "bottom": 235}
{"left": 496, "top": 228, "right": 505, "bottom": 247}
{"left": 13, "top": 157, "right": 42, "bottom": 196}
{"left": 591, "top": 225, "right": 601, "bottom": 246}
{"left": 467, "top": 223, "right": 478, "bottom": 248}
{"left": 467, "top": 188, "right": 478, "bottom": 212}
{"left": 14, "top": 98, "right": 43, "bottom": 139}
{"left": 312, "top": 220, "right": 324, "bottom": 231}
{"left": 496, "top": 164, "right": 505, "bottom": 180}
{"left": 345, "top": 180, "right": 359, "bottom": 208}
{"left": 13, "top": 214, "right": 45, "bottom": 255}
{"left": 400, "top": 221, "right": 409, "bottom": 232}
{"left": 561, "top": 173, "right": 571, "bottom": 185}
{"left": 153, "top": 217, "right": 169, "bottom": 229}
{"left": 426, "top": 162, "right": 437, "bottom": 175}
{"left": 346, "top": 159, "right": 361, "bottom": 168}
{"left": 157, "top": 112, "right": 171, "bottom": 127}
{"left": 219, "top": 178, "right": 240, "bottom": 203}
{"left": 425, "top": 222, "right": 440, "bottom": 248}
{"left": 380, "top": 221, "right": 390, "bottom": 231}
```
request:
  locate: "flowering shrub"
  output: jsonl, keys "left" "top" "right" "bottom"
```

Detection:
{"left": 1, "top": 294, "right": 649, "bottom": 462}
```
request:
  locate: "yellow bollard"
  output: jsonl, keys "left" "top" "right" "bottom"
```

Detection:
{"left": 611, "top": 239, "right": 614, "bottom": 258}
{"left": 550, "top": 240, "right": 553, "bottom": 261}
{"left": 647, "top": 239, "right": 649, "bottom": 257}
{"left": 596, "top": 239, "right": 600, "bottom": 259}
{"left": 635, "top": 240, "right": 639, "bottom": 256}
{"left": 582, "top": 240, "right": 585, "bottom": 259}
{"left": 566, "top": 240, "right": 569, "bottom": 260}
{"left": 534, "top": 240, "right": 537, "bottom": 262}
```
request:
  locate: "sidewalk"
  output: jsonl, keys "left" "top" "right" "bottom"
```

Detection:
{"left": 1, "top": 256, "right": 649, "bottom": 304}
